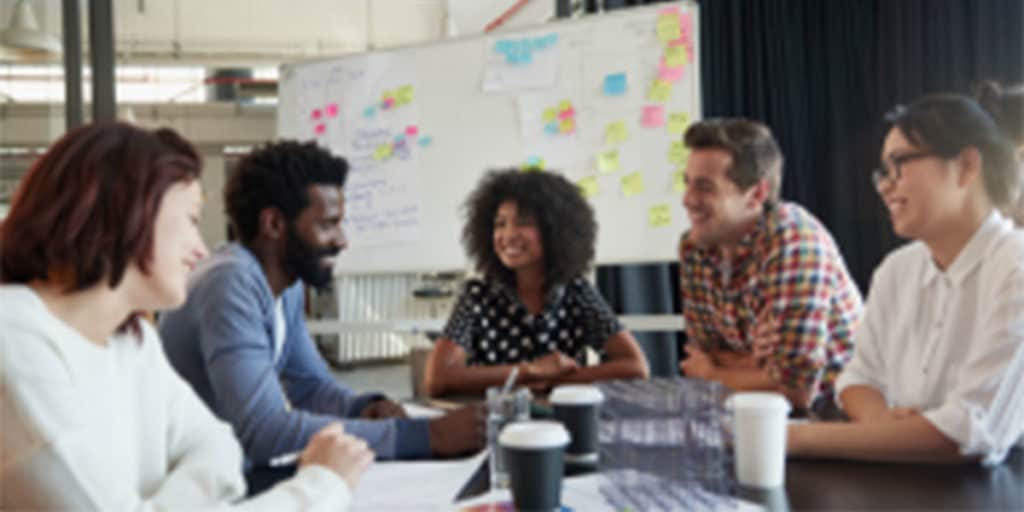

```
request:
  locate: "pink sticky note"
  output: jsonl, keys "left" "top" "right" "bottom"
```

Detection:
{"left": 658, "top": 64, "right": 684, "bottom": 82}
{"left": 642, "top": 105, "right": 665, "bottom": 128}
{"left": 382, "top": 98, "right": 395, "bottom": 109}
{"left": 405, "top": 125, "right": 419, "bottom": 137}
{"left": 314, "top": 123, "right": 326, "bottom": 135}
{"left": 325, "top": 103, "right": 339, "bottom": 118}
{"left": 681, "top": 13, "right": 693, "bottom": 38}
{"left": 311, "top": 109, "right": 322, "bottom": 120}
{"left": 557, "top": 108, "right": 575, "bottom": 121}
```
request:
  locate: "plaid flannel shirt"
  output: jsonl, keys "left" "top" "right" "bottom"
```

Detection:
{"left": 678, "top": 202, "right": 863, "bottom": 402}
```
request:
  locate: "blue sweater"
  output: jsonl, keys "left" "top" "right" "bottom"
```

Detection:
{"left": 159, "top": 243, "right": 430, "bottom": 464}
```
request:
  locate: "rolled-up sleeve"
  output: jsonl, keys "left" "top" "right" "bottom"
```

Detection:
{"left": 923, "top": 259, "right": 1024, "bottom": 466}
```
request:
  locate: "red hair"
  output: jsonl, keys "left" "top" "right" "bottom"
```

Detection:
{"left": 1, "top": 122, "right": 201, "bottom": 294}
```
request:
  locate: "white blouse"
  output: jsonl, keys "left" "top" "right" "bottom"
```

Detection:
{"left": 836, "top": 212, "right": 1024, "bottom": 466}
{"left": 0, "top": 285, "right": 351, "bottom": 510}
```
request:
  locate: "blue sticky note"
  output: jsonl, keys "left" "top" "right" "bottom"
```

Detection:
{"left": 495, "top": 39, "right": 515, "bottom": 54}
{"left": 362, "top": 106, "right": 376, "bottom": 118}
{"left": 418, "top": 135, "right": 433, "bottom": 148}
{"left": 545, "top": 122, "right": 560, "bottom": 135}
{"left": 603, "top": 72, "right": 627, "bottom": 96}
{"left": 544, "top": 33, "right": 559, "bottom": 47}
{"left": 518, "top": 51, "right": 533, "bottom": 64}
{"left": 394, "top": 133, "right": 406, "bottom": 143}
{"left": 527, "top": 155, "right": 542, "bottom": 166}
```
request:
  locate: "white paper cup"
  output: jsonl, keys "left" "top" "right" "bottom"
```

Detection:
{"left": 729, "top": 392, "right": 791, "bottom": 489}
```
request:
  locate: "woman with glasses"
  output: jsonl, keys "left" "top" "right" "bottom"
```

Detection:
{"left": 787, "top": 94, "right": 1024, "bottom": 465}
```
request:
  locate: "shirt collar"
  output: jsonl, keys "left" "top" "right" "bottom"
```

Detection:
{"left": 681, "top": 210, "right": 769, "bottom": 265}
{"left": 920, "top": 210, "right": 1011, "bottom": 289}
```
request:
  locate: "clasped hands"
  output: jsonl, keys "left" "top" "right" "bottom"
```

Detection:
{"left": 681, "top": 311, "right": 780, "bottom": 379}
{"left": 518, "top": 350, "right": 581, "bottom": 394}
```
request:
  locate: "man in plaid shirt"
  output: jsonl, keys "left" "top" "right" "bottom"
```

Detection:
{"left": 677, "top": 118, "right": 863, "bottom": 412}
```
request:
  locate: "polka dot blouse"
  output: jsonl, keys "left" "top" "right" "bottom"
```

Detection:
{"left": 441, "top": 277, "right": 623, "bottom": 366}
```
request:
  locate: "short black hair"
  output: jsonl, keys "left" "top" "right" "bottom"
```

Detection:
{"left": 886, "top": 94, "right": 1019, "bottom": 209}
{"left": 225, "top": 140, "right": 348, "bottom": 243}
{"left": 462, "top": 169, "right": 596, "bottom": 290}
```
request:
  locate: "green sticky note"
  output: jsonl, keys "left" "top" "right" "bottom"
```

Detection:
{"left": 667, "top": 112, "right": 689, "bottom": 135}
{"left": 605, "top": 121, "right": 629, "bottom": 145}
{"left": 647, "top": 79, "right": 672, "bottom": 103}
{"left": 597, "top": 150, "right": 620, "bottom": 174}
{"left": 668, "top": 141, "right": 689, "bottom": 165}
{"left": 621, "top": 172, "right": 646, "bottom": 197}
{"left": 656, "top": 14, "right": 682, "bottom": 43}
{"left": 649, "top": 204, "right": 672, "bottom": 227}
{"left": 374, "top": 143, "right": 392, "bottom": 161}
{"left": 665, "top": 45, "right": 687, "bottom": 68}
{"left": 558, "top": 99, "right": 573, "bottom": 112}
{"left": 543, "top": 107, "right": 558, "bottom": 123}
{"left": 673, "top": 169, "right": 686, "bottom": 193}
{"left": 395, "top": 84, "right": 415, "bottom": 105}
{"left": 577, "top": 176, "right": 599, "bottom": 199}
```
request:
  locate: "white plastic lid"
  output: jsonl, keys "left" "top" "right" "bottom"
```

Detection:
{"left": 549, "top": 384, "right": 604, "bottom": 405}
{"left": 499, "top": 421, "right": 571, "bottom": 449}
{"left": 727, "top": 392, "right": 792, "bottom": 414}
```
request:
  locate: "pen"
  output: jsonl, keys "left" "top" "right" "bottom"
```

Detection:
{"left": 268, "top": 451, "right": 301, "bottom": 468}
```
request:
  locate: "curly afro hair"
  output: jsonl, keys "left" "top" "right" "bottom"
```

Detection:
{"left": 462, "top": 169, "right": 597, "bottom": 290}
{"left": 225, "top": 140, "right": 348, "bottom": 244}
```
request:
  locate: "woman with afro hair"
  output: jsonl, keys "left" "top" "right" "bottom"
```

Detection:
{"left": 423, "top": 169, "right": 649, "bottom": 397}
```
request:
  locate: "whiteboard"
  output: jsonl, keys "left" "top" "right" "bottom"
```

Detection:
{"left": 277, "top": 1, "right": 700, "bottom": 274}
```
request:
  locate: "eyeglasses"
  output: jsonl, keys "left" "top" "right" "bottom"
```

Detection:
{"left": 871, "top": 151, "right": 938, "bottom": 188}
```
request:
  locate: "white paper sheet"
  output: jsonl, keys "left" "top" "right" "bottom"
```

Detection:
{"left": 350, "top": 450, "right": 488, "bottom": 511}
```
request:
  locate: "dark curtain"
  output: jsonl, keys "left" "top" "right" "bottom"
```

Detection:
{"left": 597, "top": 0, "right": 1024, "bottom": 376}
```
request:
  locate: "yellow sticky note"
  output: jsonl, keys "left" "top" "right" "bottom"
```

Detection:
{"left": 558, "top": 99, "right": 572, "bottom": 111}
{"left": 647, "top": 79, "right": 672, "bottom": 103}
{"left": 605, "top": 121, "right": 629, "bottom": 144}
{"left": 668, "top": 112, "right": 689, "bottom": 135}
{"left": 543, "top": 107, "right": 557, "bottom": 123}
{"left": 621, "top": 172, "right": 646, "bottom": 197}
{"left": 396, "top": 84, "right": 415, "bottom": 105}
{"left": 374, "top": 143, "right": 392, "bottom": 161}
{"left": 649, "top": 204, "right": 672, "bottom": 227}
{"left": 597, "top": 150, "right": 620, "bottom": 174}
{"left": 577, "top": 176, "right": 599, "bottom": 199}
{"left": 668, "top": 141, "right": 689, "bottom": 165}
{"left": 559, "top": 118, "right": 576, "bottom": 134}
{"left": 665, "top": 45, "right": 688, "bottom": 68}
{"left": 673, "top": 169, "right": 686, "bottom": 193}
{"left": 656, "top": 14, "right": 682, "bottom": 43}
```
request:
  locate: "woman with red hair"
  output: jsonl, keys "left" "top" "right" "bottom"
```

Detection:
{"left": 0, "top": 122, "right": 371, "bottom": 510}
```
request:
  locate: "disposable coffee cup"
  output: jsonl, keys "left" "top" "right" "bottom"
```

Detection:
{"left": 499, "top": 421, "right": 570, "bottom": 512}
{"left": 728, "top": 392, "right": 791, "bottom": 489}
{"left": 549, "top": 384, "right": 604, "bottom": 464}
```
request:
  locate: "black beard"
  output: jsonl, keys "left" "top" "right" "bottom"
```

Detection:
{"left": 284, "top": 224, "right": 338, "bottom": 290}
